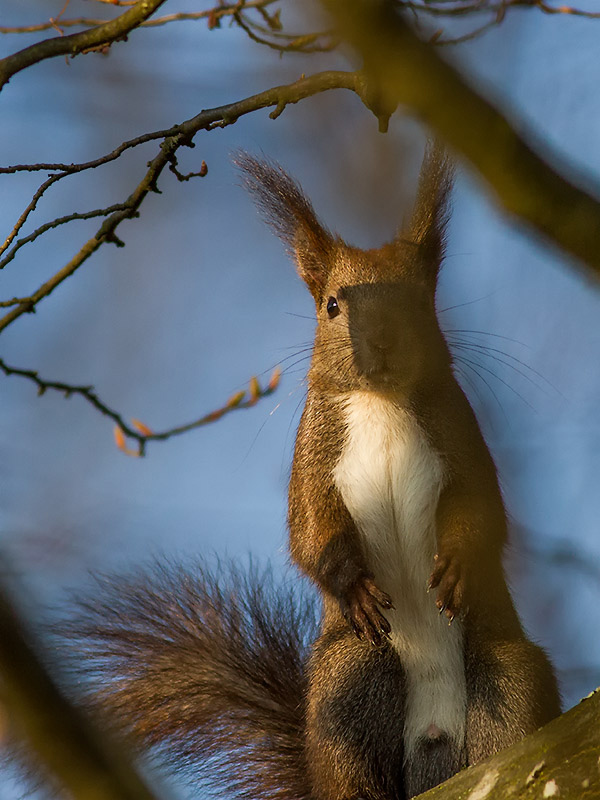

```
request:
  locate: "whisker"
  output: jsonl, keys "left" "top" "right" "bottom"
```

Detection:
{"left": 254, "top": 350, "right": 313, "bottom": 382}
{"left": 453, "top": 365, "right": 486, "bottom": 410}
{"left": 444, "top": 328, "right": 530, "bottom": 348}
{"left": 284, "top": 312, "right": 315, "bottom": 321}
{"left": 279, "top": 355, "right": 314, "bottom": 375}
{"left": 448, "top": 340, "right": 555, "bottom": 396}
{"left": 438, "top": 293, "right": 497, "bottom": 314}
{"left": 275, "top": 341, "right": 315, "bottom": 352}
{"left": 454, "top": 354, "right": 535, "bottom": 412}
{"left": 283, "top": 385, "right": 309, "bottom": 463}
{"left": 240, "top": 379, "right": 307, "bottom": 466}
{"left": 452, "top": 365, "right": 496, "bottom": 431}
{"left": 452, "top": 356, "right": 508, "bottom": 424}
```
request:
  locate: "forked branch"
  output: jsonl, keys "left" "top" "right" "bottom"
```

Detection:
{"left": 0, "top": 0, "right": 167, "bottom": 90}
{"left": 324, "top": 0, "right": 600, "bottom": 281}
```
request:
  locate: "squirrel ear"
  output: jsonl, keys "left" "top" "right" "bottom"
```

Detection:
{"left": 235, "top": 152, "right": 334, "bottom": 302}
{"left": 405, "top": 141, "right": 454, "bottom": 283}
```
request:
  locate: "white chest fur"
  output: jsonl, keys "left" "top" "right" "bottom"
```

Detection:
{"left": 333, "top": 392, "right": 466, "bottom": 753}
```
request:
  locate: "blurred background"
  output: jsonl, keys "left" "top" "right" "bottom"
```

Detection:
{"left": 1, "top": 1, "right": 599, "bottom": 796}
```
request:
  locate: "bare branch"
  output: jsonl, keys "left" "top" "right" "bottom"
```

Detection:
{"left": 407, "top": 0, "right": 600, "bottom": 44}
{"left": 515, "top": 526, "right": 600, "bottom": 587}
{"left": 324, "top": 0, "right": 600, "bottom": 281}
{"left": 0, "top": 136, "right": 180, "bottom": 332}
{"left": 0, "top": 297, "right": 36, "bottom": 310}
{"left": 0, "top": 70, "right": 360, "bottom": 332}
{"left": 0, "top": 357, "right": 281, "bottom": 457}
{"left": 0, "top": 204, "right": 130, "bottom": 271}
{"left": 1, "top": 173, "right": 63, "bottom": 257}
{"left": 0, "top": 1, "right": 280, "bottom": 35}
{"left": 0, "top": 0, "right": 168, "bottom": 90}
{"left": 3, "top": 0, "right": 600, "bottom": 43}
{"left": 397, "top": 0, "right": 600, "bottom": 19}
{"left": 0, "top": 0, "right": 336, "bottom": 55}
{"left": 233, "top": 10, "right": 337, "bottom": 53}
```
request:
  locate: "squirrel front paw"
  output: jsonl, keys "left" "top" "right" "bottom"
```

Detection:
{"left": 340, "top": 575, "right": 393, "bottom": 647}
{"left": 428, "top": 553, "right": 466, "bottom": 623}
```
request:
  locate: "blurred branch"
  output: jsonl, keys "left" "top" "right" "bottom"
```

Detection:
{"left": 401, "top": 0, "right": 600, "bottom": 45}
{"left": 0, "top": 0, "right": 335, "bottom": 55}
{"left": 0, "top": 356, "right": 281, "bottom": 457}
{"left": 403, "top": 0, "right": 600, "bottom": 19}
{"left": 0, "top": 0, "right": 280, "bottom": 34}
{"left": 233, "top": 10, "right": 336, "bottom": 53}
{"left": 0, "top": 70, "right": 360, "bottom": 333}
{"left": 2, "top": 0, "right": 600, "bottom": 50}
{"left": 0, "top": 0, "right": 167, "bottom": 90}
{"left": 0, "top": 570, "right": 161, "bottom": 799}
{"left": 516, "top": 530, "right": 600, "bottom": 587}
{"left": 324, "top": 0, "right": 600, "bottom": 281}
{"left": 558, "top": 666, "right": 600, "bottom": 685}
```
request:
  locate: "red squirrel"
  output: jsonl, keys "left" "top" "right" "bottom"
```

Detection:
{"left": 69, "top": 144, "right": 561, "bottom": 800}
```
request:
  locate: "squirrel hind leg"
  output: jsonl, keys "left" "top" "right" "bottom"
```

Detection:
{"left": 306, "top": 630, "right": 407, "bottom": 800}
{"left": 403, "top": 733, "right": 465, "bottom": 799}
{"left": 465, "top": 636, "right": 562, "bottom": 764}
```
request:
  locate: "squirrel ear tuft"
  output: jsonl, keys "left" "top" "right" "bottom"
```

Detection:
{"left": 235, "top": 152, "right": 334, "bottom": 302}
{"left": 406, "top": 140, "right": 454, "bottom": 283}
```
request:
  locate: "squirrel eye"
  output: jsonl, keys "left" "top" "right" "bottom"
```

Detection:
{"left": 326, "top": 296, "right": 340, "bottom": 319}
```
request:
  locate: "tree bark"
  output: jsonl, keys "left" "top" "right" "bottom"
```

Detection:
{"left": 420, "top": 689, "right": 600, "bottom": 798}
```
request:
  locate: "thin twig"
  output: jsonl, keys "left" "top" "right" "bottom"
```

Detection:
{"left": 0, "top": 70, "right": 360, "bottom": 332}
{"left": 0, "top": 297, "right": 35, "bottom": 309}
{"left": 234, "top": 11, "right": 336, "bottom": 53}
{"left": 1, "top": 173, "right": 63, "bottom": 257}
{"left": 3, "top": 0, "right": 600, "bottom": 38}
{"left": 0, "top": 0, "right": 279, "bottom": 35}
{"left": 0, "top": 204, "right": 130, "bottom": 270}
{"left": 0, "top": 357, "right": 281, "bottom": 457}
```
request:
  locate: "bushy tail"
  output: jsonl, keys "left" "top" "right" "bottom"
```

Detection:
{"left": 61, "top": 560, "right": 318, "bottom": 800}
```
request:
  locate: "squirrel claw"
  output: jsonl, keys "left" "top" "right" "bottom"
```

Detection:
{"left": 429, "top": 553, "right": 465, "bottom": 619}
{"left": 342, "top": 575, "right": 393, "bottom": 648}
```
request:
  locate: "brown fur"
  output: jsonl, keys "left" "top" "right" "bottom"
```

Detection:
{"left": 238, "top": 145, "right": 561, "bottom": 799}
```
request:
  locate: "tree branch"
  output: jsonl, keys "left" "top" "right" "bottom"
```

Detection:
{"left": 0, "top": 204, "right": 130, "bottom": 271}
{"left": 0, "top": 357, "right": 281, "bottom": 457}
{"left": 0, "top": 1, "right": 335, "bottom": 56}
{"left": 0, "top": 0, "right": 280, "bottom": 35}
{"left": 418, "top": 689, "right": 600, "bottom": 798}
{"left": 0, "top": 0, "right": 168, "bottom": 91}
{"left": 3, "top": 0, "right": 600, "bottom": 41}
{"left": 0, "top": 70, "right": 360, "bottom": 333}
{"left": 0, "top": 570, "right": 161, "bottom": 799}
{"left": 324, "top": 0, "right": 600, "bottom": 281}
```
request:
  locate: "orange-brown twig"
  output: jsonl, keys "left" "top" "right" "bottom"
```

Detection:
{"left": 0, "top": 356, "right": 282, "bottom": 457}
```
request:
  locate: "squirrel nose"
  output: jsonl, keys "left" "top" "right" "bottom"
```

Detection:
{"left": 366, "top": 333, "right": 395, "bottom": 353}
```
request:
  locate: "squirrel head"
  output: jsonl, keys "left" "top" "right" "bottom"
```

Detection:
{"left": 236, "top": 144, "right": 454, "bottom": 396}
